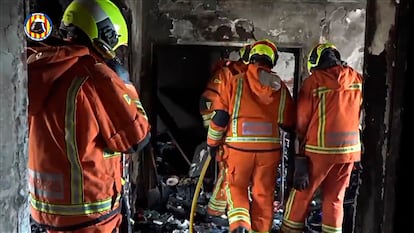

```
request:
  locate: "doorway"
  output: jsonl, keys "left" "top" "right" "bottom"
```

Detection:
{"left": 150, "top": 42, "right": 301, "bottom": 175}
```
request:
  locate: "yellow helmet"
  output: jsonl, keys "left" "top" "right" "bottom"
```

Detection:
{"left": 248, "top": 39, "right": 278, "bottom": 67}
{"left": 307, "top": 42, "right": 338, "bottom": 73}
{"left": 60, "top": 0, "right": 128, "bottom": 58}
{"left": 239, "top": 44, "right": 251, "bottom": 64}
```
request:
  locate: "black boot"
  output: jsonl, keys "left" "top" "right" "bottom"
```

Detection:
{"left": 231, "top": 226, "right": 249, "bottom": 233}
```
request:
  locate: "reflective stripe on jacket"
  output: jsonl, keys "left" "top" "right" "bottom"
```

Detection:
{"left": 27, "top": 45, "right": 150, "bottom": 228}
{"left": 297, "top": 65, "right": 362, "bottom": 162}
{"left": 200, "top": 60, "right": 247, "bottom": 128}
{"left": 207, "top": 64, "right": 295, "bottom": 151}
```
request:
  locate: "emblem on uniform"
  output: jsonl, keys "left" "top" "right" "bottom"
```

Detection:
{"left": 24, "top": 13, "right": 53, "bottom": 41}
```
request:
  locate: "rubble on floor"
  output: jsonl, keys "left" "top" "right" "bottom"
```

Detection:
{"left": 134, "top": 142, "right": 361, "bottom": 233}
{"left": 135, "top": 175, "right": 230, "bottom": 233}
{"left": 31, "top": 133, "right": 360, "bottom": 233}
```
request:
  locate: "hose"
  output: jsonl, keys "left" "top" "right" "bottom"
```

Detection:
{"left": 189, "top": 155, "right": 212, "bottom": 233}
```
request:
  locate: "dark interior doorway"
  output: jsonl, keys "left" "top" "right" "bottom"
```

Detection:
{"left": 150, "top": 43, "right": 301, "bottom": 176}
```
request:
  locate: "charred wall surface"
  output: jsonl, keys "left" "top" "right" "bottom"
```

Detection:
{"left": 355, "top": 0, "right": 413, "bottom": 233}
{"left": 140, "top": 0, "right": 366, "bottom": 79}
{"left": 0, "top": 1, "right": 29, "bottom": 233}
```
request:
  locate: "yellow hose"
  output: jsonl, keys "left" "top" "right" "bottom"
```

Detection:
{"left": 189, "top": 155, "right": 212, "bottom": 233}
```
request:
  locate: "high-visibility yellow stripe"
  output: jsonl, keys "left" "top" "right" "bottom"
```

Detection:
{"left": 228, "top": 207, "right": 251, "bottom": 225}
{"left": 313, "top": 86, "right": 331, "bottom": 95}
{"left": 65, "top": 77, "right": 87, "bottom": 204}
{"left": 210, "top": 171, "right": 224, "bottom": 199}
{"left": 305, "top": 144, "right": 361, "bottom": 154}
{"left": 347, "top": 83, "right": 362, "bottom": 90}
{"left": 133, "top": 99, "right": 148, "bottom": 120}
{"left": 278, "top": 87, "right": 286, "bottom": 124}
{"left": 232, "top": 78, "right": 243, "bottom": 136}
{"left": 283, "top": 189, "right": 296, "bottom": 220}
{"left": 322, "top": 224, "right": 342, "bottom": 233}
{"left": 225, "top": 167, "right": 251, "bottom": 227}
{"left": 208, "top": 203, "right": 227, "bottom": 212}
{"left": 103, "top": 150, "right": 121, "bottom": 159}
{"left": 283, "top": 218, "right": 305, "bottom": 229}
{"left": 225, "top": 136, "right": 280, "bottom": 143}
{"left": 317, "top": 93, "right": 326, "bottom": 147}
{"left": 228, "top": 208, "right": 249, "bottom": 216}
{"left": 123, "top": 94, "right": 132, "bottom": 105}
{"left": 208, "top": 199, "right": 227, "bottom": 209}
{"left": 228, "top": 215, "right": 251, "bottom": 225}
{"left": 202, "top": 112, "right": 214, "bottom": 121}
{"left": 281, "top": 224, "right": 302, "bottom": 233}
{"left": 208, "top": 127, "right": 224, "bottom": 141}
{"left": 225, "top": 168, "right": 234, "bottom": 209}
{"left": 208, "top": 171, "right": 225, "bottom": 212}
{"left": 208, "top": 198, "right": 227, "bottom": 207}
{"left": 30, "top": 194, "right": 120, "bottom": 216}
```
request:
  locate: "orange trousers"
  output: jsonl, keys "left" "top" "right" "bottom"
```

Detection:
{"left": 281, "top": 157, "right": 354, "bottom": 233}
{"left": 207, "top": 160, "right": 228, "bottom": 216}
{"left": 47, "top": 213, "right": 121, "bottom": 233}
{"left": 225, "top": 148, "right": 280, "bottom": 232}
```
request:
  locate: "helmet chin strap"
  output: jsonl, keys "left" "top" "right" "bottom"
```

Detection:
{"left": 92, "top": 38, "right": 116, "bottom": 60}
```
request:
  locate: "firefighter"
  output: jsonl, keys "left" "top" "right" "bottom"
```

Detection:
{"left": 280, "top": 43, "right": 363, "bottom": 233}
{"left": 201, "top": 44, "right": 251, "bottom": 219}
{"left": 206, "top": 39, "right": 296, "bottom": 233}
{"left": 200, "top": 44, "right": 251, "bottom": 128}
{"left": 27, "top": 0, "right": 150, "bottom": 232}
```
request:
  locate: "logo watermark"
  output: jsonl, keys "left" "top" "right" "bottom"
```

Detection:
{"left": 24, "top": 13, "right": 53, "bottom": 41}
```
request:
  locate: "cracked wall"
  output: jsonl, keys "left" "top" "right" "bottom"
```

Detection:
{"left": 0, "top": 1, "right": 29, "bottom": 233}
{"left": 148, "top": 0, "right": 366, "bottom": 77}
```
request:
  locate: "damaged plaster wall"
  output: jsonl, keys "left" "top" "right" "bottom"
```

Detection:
{"left": 355, "top": 0, "right": 401, "bottom": 233}
{"left": 0, "top": 1, "right": 29, "bottom": 233}
{"left": 149, "top": 0, "right": 366, "bottom": 78}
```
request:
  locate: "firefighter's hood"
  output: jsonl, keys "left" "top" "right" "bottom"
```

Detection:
{"left": 247, "top": 64, "right": 282, "bottom": 105}
{"left": 27, "top": 45, "right": 91, "bottom": 115}
{"left": 312, "top": 65, "right": 358, "bottom": 90}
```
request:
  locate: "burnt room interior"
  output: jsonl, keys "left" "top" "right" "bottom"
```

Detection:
{"left": 0, "top": 0, "right": 413, "bottom": 233}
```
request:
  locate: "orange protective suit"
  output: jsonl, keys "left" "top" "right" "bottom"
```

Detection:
{"left": 27, "top": 44, "right": 150, "bottom": 232}
{"left": 207, "top": 64, "right": 295, "bottom": 232}
{"left": 200, "top": 60, "right": 248, "bottom": 128}
{"left": 201, "top": 60, "right": 247, "bottom": 216}
{"left": 281, "top": 65, "right": 362, "bottom": 233}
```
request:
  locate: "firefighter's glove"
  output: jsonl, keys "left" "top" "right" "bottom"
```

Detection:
{"left": 207, "top": 146, "right": 218, "bottom": 159}
{"left": 293, "top": 156, "right": 310, "bottom": 191}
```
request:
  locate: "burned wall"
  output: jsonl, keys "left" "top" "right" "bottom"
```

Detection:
{"left": 144, "top": 0, "right": 366, "bottom": 79}
{"left": 0, "top": 1, "right": 29, "bottom": 233}
{"left": 355, "top": 0, "right": 412, "bottom": 232}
